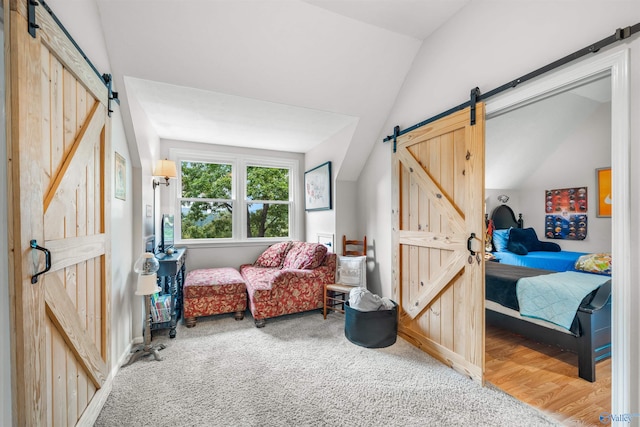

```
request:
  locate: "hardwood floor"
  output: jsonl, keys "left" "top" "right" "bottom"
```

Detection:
{"left": 485, "top": 324, "right": 611, "bottom": 426}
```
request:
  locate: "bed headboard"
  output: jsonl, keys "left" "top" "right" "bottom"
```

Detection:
{"left": 490, "top": 205, "right": 524, "bottom": 230}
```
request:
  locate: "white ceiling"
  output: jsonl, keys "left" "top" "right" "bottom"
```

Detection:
{"left": 125, "top": 77, "right": 359, "bottom": 152}
{"left": 95, "top": 0, "right": 470, "bottom": 159}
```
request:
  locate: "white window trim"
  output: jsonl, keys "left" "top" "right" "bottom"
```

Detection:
{"left": 168, "top": 148, "right": 299, "bottom": 246}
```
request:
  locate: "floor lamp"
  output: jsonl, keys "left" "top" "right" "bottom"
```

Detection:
{"left": 123, "top": 253, "right": 166, "bottom": 367}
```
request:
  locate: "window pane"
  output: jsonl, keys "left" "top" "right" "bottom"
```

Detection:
{"left": 246, "top": 166, "right": 289, "bottom": 201}
{"left": 246, "top": 203, "right": 289, "bottom": 238}
{"left": 181, "top": 201, "right": 232, "bottom": 239}
{"left": 181, "top": 161, "right": 232, "bottom": 199}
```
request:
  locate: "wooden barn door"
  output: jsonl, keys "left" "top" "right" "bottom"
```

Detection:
{"left": 8, "top": 1, "right": 111, "bottom": 425}
{"left": 392, "top": 105, "right": 485, "bottom": 382}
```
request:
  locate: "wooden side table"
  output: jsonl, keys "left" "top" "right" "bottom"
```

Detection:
{"left": 153, "top": 247, "right": 187, "bottom": 338}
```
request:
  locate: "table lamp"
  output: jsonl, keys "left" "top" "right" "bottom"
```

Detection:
{"left": 123, "top": 253, "right": 166, "bottom": 366}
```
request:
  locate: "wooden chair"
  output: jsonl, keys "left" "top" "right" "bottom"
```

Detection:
{"left": 342, "top": 235, "right": 367, "bottom": 257}
{"left": 323, "top": 235, "right": 367, "bottom": 319}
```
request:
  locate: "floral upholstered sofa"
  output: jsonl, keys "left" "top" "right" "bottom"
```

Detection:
{"left": 239, "top": 241, "right": 336, "bottom": 327}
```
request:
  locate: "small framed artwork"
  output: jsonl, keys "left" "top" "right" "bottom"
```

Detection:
{"left": 114, "top": 151, "right": 126, "bottom": 200}
{"left": 596, "top": 167, "right": 611, "bottom": 217}
{"left": 304, "top": 161, "right": 332, "bottom": 211}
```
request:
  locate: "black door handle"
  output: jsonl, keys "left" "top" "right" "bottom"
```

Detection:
{"left": 467, "top": 233, "right": 476, "bottom": 256}
{"left": 30, "top": 239, "right": 51, "bottom": 284}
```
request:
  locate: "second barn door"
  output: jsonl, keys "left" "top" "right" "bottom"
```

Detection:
{"left": 392, "top": 104, "right": 485, "bottom": 382}
{"left": 8, "top": 1, "right": 112, "bottom": 424}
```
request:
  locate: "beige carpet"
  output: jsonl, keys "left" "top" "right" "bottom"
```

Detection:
{"left": 95, "top": 310, "right": 559, "bottom": 427}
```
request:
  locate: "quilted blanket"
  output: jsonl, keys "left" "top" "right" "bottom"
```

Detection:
{"left": 516, "top": 271, "right": 610, "bottom": 330}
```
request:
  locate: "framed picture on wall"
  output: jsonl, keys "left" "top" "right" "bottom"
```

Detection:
{"left": 304, "top": 161, "right": 332, "bottom": 211}
{"left": 596, "top": 167, "right": 611, "bottom": 217}
{"left": 114, "top": 151, "right": 126, "bottom": 200}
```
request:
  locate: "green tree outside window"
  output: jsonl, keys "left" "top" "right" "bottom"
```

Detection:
{"left": 180, "top": 161, "right": 290, "bottom": 239}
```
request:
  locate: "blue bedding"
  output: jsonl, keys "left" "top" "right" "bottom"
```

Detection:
{"left": 493, "top": 250, "right": 587, "bottom": 272}
{"left": 516, "top": 271, "right": 611, "bottom": 330}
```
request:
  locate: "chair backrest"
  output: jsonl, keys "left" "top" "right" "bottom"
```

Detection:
{"left": 342, "top": 235, "right": 366, "bottom": 257}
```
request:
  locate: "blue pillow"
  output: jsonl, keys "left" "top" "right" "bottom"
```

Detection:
{"left": 507, "top": 241, "right": 528, "bottom": 255}
{"left": 492, "top": 228, "right": 511, "bottom": 252}
{"left": 538, "top": 241, "right": 561, "bottom": 252}
{"left": 508, "top": 227, "right": 538, "bottom": 251}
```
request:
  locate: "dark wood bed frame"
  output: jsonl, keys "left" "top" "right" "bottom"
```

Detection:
{"left": 486, "top": 204, "right": 612, "bottom": 382}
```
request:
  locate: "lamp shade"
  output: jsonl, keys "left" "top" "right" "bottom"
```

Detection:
{"left": 153, "top": 159, "right": 177, "bottom": 179}
{"left": 136, "top": 273, "right": 161, "bottom": 296}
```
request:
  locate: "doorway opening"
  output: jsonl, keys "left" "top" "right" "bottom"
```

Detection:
{"left": 483, "top": 47, "right": 629, "bottom": 424}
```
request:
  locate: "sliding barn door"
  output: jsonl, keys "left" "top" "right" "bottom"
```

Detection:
{"left": 392, "top": 105, "right": 485, "bottom": 382}
{"left": 8, "top": 1, "right": 111, "bottom": 425}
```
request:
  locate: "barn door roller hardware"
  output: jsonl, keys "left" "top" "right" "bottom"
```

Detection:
{"left": 469, "top": 87, "right": 480, "bottom": 126}
{"left": 25, "top": 0, "right": 119, "bottom": 104}
{"left": 103, "top": 74, "right": 120, "bottom": 117}
{"left": 28, "top": 0, "right": 40, "bottom": 37}
{"left": 384, "top": 23, "right": 639, "bottom": 145}
{"left": 392, "top": 125, "right": 400, "bottom": 153}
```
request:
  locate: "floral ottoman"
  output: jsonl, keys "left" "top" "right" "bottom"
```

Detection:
{"left": 183, "top": 267, "right": 247, "bottom": 327}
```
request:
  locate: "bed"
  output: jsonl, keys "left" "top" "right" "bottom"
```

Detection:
{"left": 485, "top": 204, "right": 612, "bottom": 382}
{"left": 489, "top": 204, "right": 589, "bottom": 271}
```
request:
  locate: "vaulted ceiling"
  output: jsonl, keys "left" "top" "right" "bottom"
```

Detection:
{"left": 92, "top": 0, "right": 469, "bottom": 178}
{"left": 50, "top": 0, "right": 611, "bottom": 185}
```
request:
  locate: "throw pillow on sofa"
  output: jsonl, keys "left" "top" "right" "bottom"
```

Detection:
{"left": 254, "top": 241, "right": 293, "bottom": 268}
{"left": 282, "top": 242, "right": 328, "bottom": 270}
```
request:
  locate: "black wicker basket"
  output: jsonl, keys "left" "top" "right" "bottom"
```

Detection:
{"left": 344, "top": 300, "right": 398, "bottom": 348}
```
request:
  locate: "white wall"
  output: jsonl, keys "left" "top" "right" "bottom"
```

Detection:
{"left": 305, "top": 121, "right": 358, "bottom": 248}
{"left": 357, "top": 139, "right": 392, "bottom": 296}
{"left": 359, "top": 1, "right": 640, "bottom": 417}
{"left": 108, "top": 109, "right": 135, "bottom": 359}
{"left": 518, "top": 102, "right": 612, "bottom": 253}
{"left": 123, "top": 80, "right": 161, "bottom": 340}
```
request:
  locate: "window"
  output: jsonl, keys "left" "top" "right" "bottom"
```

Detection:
{"left": 180, "top": 161, "right": 233, "bottom": 239}
{"left": 174, "top": 151, "right": 297, "bottom": 243}
{"left": 245, "top": 165, "right": 290, "bottom": 238}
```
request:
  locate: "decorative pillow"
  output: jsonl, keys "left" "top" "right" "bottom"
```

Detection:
{"left": 508, "top": 227, "right": 543, "bottom": 252}
{"left": 537, "top": 241, "right": 561, "bottom": 252}
{"left": 254, "top": 242, "right": 292, "bottom": 268}
{"left": 492, "top": 228, "right": 511, "bottom": 252}
{"left": 282, "top": 242, "right": 328, "bottom": 270}
{"left": 574, "top": 253, "right": 612, "bottom": 275}
{"left": 507, "top": 241, "right": 528, "bottom": 255}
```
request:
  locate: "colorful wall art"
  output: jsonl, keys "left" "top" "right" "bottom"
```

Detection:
{"left": 544, "top": 187, "right": 588, "bottom": 240}
{"left": 545, "top": 214, "right": 588, "bottom": 240}
{"left": 596, "top": 167, "right": 612, "bottom": 217}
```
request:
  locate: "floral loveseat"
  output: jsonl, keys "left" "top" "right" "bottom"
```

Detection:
{"left": 239, "top": 241, "right": 336, "bottom": 327}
